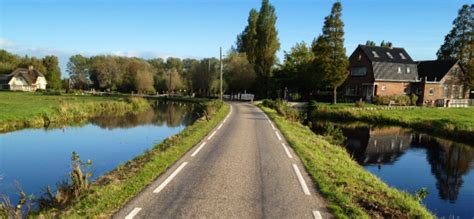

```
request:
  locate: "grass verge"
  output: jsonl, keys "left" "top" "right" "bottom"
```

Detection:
{"left": 0, "top": 91, "right": 151, "bottom": 132}
{"left": 259, "top": 105, "right": 433, "bottom": 218}
{"left": 311, "top": 103, "right": 474, "bottom": 143}
{"left": 38, "top": 101, "right": 229, "bottom": 217}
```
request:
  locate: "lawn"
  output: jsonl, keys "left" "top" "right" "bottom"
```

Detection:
{"left": 311, "top": 102, "right": 474, "bottom": 142}
{"left": 260, "top": 105, "right": 433, "bottom": 218}
{"left": 0, "top": 91, "right": 150, "bottom": 132}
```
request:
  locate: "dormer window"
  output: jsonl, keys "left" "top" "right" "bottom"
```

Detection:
{"left": 358, "top": 54, "right": 362, "bottom": 61}
{"left": 397, "top": 67, "right": 402, "bottom": 73}
{"left": 372, "top": 51, "right": 379, "bottom": 58}
{"left": 386, "top": 52, "right": 394, "bottom": 59}
{"left": 400, "top": 53, "right": 406, "bottom": 59}
{"left": 406, "top": 67, "right": 410, "bottom": 73}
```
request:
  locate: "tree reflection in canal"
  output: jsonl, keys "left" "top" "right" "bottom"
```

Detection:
{"left": 312, "top": 122, "right": 474, "bottom": 217}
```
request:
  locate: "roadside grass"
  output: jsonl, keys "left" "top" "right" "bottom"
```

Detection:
{"left": 260, "top": 105, "right": 434, "bottom": 218}
{"left": 38, "top": 102, "right": 229, "bottom": 217}
{"left": 0, "top": 91, "right": 150, "bottom": 132}
{"left": 311, "top": 103, "right": 474, "bottom": 142}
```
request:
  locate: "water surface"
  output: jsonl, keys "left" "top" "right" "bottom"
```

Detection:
{"left": 314, "top": 123, "right": 474, "bottom": 218}
{"left": 0, "top": 101, "right": 199, "bottom": 205}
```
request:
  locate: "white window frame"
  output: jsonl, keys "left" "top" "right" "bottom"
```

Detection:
{"left": 406, "top": 67, "right": 410, "bottom": 73}
{"left": 429, "top": 88, "right": 435, "bottom": 96}
{"left": 397, "top": 67, "right": 402, "bottom": 74}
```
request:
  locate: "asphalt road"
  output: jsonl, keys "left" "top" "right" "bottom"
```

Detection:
{"left": 114, "top": 102, "right": 331, "bottom": 219}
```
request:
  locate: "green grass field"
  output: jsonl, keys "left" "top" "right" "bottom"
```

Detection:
{"left": 260, "top": 105, "right": 433, "bottom": 218}
{"left": 0, "top": 91, "right": 150, "bottom": 132}
{"left": 312, "top": 103, "right": 474, "bottom": 142}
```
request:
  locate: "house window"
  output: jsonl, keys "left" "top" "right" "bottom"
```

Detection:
{"left": 372, "top": 51, "right": 379, "bottom": 58}
{"left": 351, "top": 67, "right": 367, "bottom": 76}
{"left": 386, "top": 52, "right": 394, "bottom": 59}
{"left": 443, "top": 85, "right": 449, "bottom": 98}
{"left": 406, "top": 67, "right": 410, "bottom": 73}
{"left": 429, "top": 88, "right": 435, "bottom": 96}
{"left": 459, "top": 85, "right": 463, "bottom": 98}
{"left": 346, "top": 86, "right": 357, "bottom": 96}
{"left": 381, "top": 85, "right": 386, "bottom": 91}
{"left": 400, "top": 53, "right": 406, "bottom": 59}
{"left": 404, "top": 85, "right": 411, "bottom": 94}
{"left": 452, "top": 85, "right": 457, "bottom": 98}
{"left": 397, "top": 67, "right": 402, "bottom": 73}
{"left": 358, "top": 54, "right": 362, "bottom": 61}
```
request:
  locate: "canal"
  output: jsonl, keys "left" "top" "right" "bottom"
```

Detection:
{"left": 313, "top": 122, "right": 474, "bottom": 218}
{"left": 0, "top": 100, "right": 199, "bottom": 205}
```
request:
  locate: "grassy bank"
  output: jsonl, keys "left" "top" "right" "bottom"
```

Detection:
{"left": 37, "top": 101, "right": 229, "bottom": 217}
{"left": 260, "top": 105, "right": 433, "bottom": 218}
{"left": 311, "top": 103, "right": 474, "bottom": 143}
{"left": 0, "top": 91, "right": 150, "bottom": 132}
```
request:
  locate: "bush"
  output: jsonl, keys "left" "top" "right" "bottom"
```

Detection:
{"left": 355, "top": 100, "right": 365, "bottom": 108}
{"left": 289, "top": 93, "right": 301, "bottom": 101}
{"left": 373, "top": 95, "right": 411, "bottom": 106}
{"left": 262, "top": 99, "right": 301, "bottom": 122}
{"left": 410, "top": 94, "right": 419, "bottom": 106}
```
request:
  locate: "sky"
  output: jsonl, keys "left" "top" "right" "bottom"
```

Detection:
{"left": 0, "top": 0, "right": 471, "bottom": 77}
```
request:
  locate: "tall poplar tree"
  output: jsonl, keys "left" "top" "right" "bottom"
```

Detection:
{"left": 437, "top": 4, "right": 473, "bottom": 87}
{"left": 236, "top": 9, "right": 259, "bottom": 64}
{"left": 254, "top": 0, "right": 280, "bottom": 98}
{"left": 312, "top": 2, "right": 348, "bottom": 104}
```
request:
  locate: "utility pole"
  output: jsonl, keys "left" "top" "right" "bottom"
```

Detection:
{"left": 220, "top": 47, "right": 223, "bottom": 101}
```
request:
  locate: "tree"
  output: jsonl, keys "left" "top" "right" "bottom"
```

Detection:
{"left": 42, "top": 55, "right": 62, "bottom": 89}
{"left": 365, "top": 40, "right": 376, "bottom": 46}
{"left": 380, "top": 40, "right": 392, "bottom": 47}
{"left": 237, "top": 9, "right": 259, "bottom": 64}
{"left": 437, "top": 4, "right": 473, "bottom": 87}
{"left": 165, "top": 68, "right": 184, "bottom": 92}
{"left": 0, "top": 50, "right": 21, "bottom": 75}
{"left": 224, "top": 52, "right": 256, "bottom": 92}
{"left": 67, "top": 55, "right": 90, "bottom": 89}
{"left": 280, "top": 42, "right": 314, "bottom": 96}
{"left": 254, "top": 0, "right": 280, "bottom": 98}
{"left": 190, "top": 58, "right": 219, "bottom": 96}
{"left": 18, "top": 56, "right": 47, "bottom": 75}
{"left": 312, "top": 2, "right": 349, "bottom": 104}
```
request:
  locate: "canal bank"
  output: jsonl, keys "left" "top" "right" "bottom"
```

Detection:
{"left": 259, "top": 104, "right": 433, "bottom": 218}
{"left": 311, "top": 122, "right": 474, "bottom": 218}
{"left": 31, "top": 100, "right": 229, "bottom": 217}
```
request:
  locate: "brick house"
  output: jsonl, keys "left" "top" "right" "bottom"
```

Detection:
{"left": 343, "top": 45, "right": 418, "bottom": 102}
{"left": 415, "top": 60, "right": 469, "bottom": 105}
{"left": 343, "top": 45, "right": 469, "bottom": 105}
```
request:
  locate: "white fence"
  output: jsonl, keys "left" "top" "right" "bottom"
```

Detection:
{"left": 224, "top": 93, "right": 255, "bottom": 101}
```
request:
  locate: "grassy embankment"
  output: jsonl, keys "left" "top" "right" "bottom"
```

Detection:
{"left": 311, "top": 102, "right": 474, "bottom": 143}
{"left": 260, "top": 105, "right": 433, "bottom": 218}
{"left": 0, "top": 91, "right": 150, "bottom": 132}
{"left": 38, "top": 100, "right": 229, "bottom": 217}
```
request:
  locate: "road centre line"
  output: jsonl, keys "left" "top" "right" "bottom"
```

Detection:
{"left": 281, "top": 143, "right": 293, "bottom": 158}
{"left": 292, "top": 164, "right": 311, "bottom": 195}
{"left": 191, "top": 142, "right": 207, "bottom": 157}
{"left": 207, "top": 131, "right": 217, "bottom": 140}
{"left": 125, "top": 207, "right": 142, "bottom": 219}
{"left": 312, "top": 210, "right": 323, "bottom": 219}
{"left": 275, "top": 131, "right": 282, "bottom": 141}
{"left": 153, "top": 162, "right": 188, "bottom": 194}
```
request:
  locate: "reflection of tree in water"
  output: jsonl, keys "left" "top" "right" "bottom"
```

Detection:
{"left": 89, "top": 101, "right": 198, "bottom": 129}
{"left": 419, "top": 135, "right": 474, "bottom": 203}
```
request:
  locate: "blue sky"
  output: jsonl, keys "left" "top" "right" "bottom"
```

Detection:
{"left": 0, "top": 0, "right": 470, "bottom": 77}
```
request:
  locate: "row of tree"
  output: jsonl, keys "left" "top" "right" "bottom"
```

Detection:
{"left": 0, "top": 50, "right": 62, "bottom": 89}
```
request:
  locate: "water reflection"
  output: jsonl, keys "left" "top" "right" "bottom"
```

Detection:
{"left": 313, "top": 122, "right": 474, "bottom": 217}
{"left": 0, "top": 100, "right": 199, "bottom": 206}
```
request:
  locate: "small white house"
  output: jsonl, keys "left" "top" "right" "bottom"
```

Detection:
{"left": 0, "top": 66, "right": 47, "bottom": 91}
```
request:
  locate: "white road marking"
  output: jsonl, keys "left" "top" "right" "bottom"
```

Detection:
{"left": 281, "top": 143, "right": 293, "bottom": 158}
{"left": 125, "top": 207, "right": 142, "bottom": 219}
{"left": 275, "top": 131, "right": 282, "bottom": 141}
{"left": 207, "top": 131, "right": 217, "bottom": 140}
{"left": 312, "top": 210, "right": 322, "bottom": 219}
{"left": 292, "top": 164, "right": 311, "bottom": 195}
{"left": 153, "top": 162, "right": 188, "bottom": 194}
{"left": 191, "top": 142, "right": 207, "bottom": 157}
{"left": 217, "top": 123, "right": 224, "bottom": 130}
{"left": 270, "top": 123, "right": 276, "bottom": 130}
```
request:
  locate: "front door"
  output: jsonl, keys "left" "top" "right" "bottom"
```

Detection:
{"left": 366, "top": 86, "right": 373, "bottom": 102}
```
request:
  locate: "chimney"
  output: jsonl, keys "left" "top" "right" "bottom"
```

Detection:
{"left": 28, "top": 65, "right": 34, "bottom": 71}
{"left": 388, "top": 42, "right": 393, "bottom": 49}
